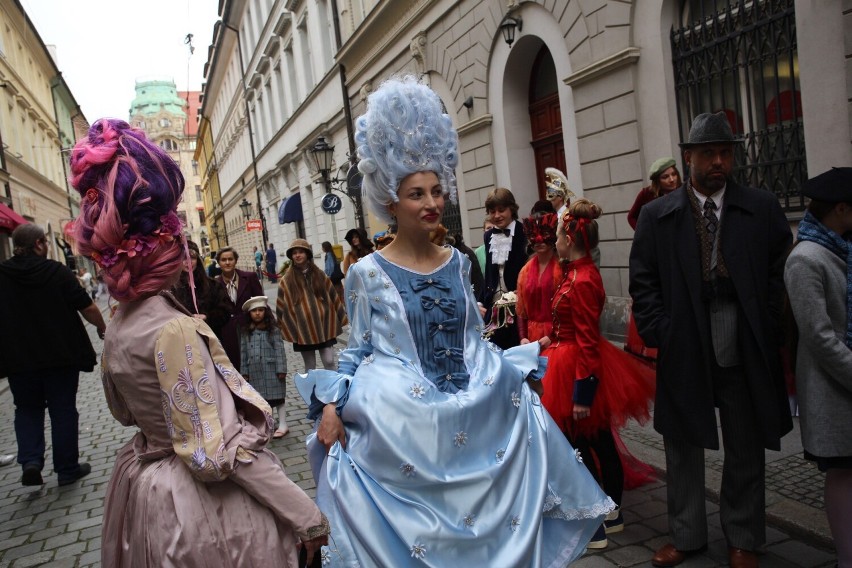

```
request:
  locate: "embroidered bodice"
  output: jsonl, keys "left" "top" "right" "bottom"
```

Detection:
{"left": 373, "top": 250, "right": 468, "bottom": 393}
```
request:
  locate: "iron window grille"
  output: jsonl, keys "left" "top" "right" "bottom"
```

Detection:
{"left": 672, "top": 0, "right": 806, "bottom": 212}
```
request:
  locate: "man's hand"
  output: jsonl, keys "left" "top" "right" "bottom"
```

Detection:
{"left": 80, "top": 302, "right": 107, "bottom": 339}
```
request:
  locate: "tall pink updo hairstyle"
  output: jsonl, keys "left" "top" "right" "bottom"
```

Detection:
{"left": 68, "top": 119, "right": 185, "bottom": 302}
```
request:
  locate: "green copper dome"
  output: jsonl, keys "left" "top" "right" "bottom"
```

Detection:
{"left": 129, "top": 79, "right": 187, "bottom": 117}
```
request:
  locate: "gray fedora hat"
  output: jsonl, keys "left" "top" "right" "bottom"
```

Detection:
{"left": 679, "top": 112, "right": 741, "bottom": 148}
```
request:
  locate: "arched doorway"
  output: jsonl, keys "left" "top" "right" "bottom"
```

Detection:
{"left": 528, "top": 47, "right": 564, "bottom": 199}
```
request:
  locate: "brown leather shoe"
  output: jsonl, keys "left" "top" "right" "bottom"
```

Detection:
{"left": 651, "top": 543, "right": 707, "bottom": 567}
{"left": 728, "top": 547, "right": 758, "bottom": 568}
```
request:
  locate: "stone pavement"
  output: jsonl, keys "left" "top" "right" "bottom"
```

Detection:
{"left": 0, "top": 288, "right": 838, "bottom": 567}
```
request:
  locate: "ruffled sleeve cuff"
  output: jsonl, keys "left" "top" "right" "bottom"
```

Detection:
{"left": 296, "top": 369, "right": 352, "bottom": 420}
{"left": 503, "top": 342, "right": 548, "bottom": 381}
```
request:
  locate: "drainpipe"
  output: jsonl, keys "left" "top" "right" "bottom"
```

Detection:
{"left": 330, "top": 0, "right": 364, "bottom": 229}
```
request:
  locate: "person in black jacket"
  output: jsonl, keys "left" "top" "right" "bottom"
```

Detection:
{"left": 0, "top": 224, "right": 106, "bottom": 487}
{"left": 171, "top": 240, "right": 231, "bottom": 338}
{"left": 478, "top": 187, "right": 528, "bottom": 349}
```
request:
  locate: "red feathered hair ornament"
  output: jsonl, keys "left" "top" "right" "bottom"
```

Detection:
{"left": 522, "top": 213, "right": 558, "bottom": 246}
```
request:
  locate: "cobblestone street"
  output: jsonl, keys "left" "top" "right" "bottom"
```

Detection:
{"left": 0, "top": 294, "right": 839, "bottom": 567}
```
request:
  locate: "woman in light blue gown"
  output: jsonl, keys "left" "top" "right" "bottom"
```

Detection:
{"left": 297, "top": 76, "right": 613, "bottom": 567}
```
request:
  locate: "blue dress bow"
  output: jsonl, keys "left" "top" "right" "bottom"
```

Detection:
{"left": 411, "top": 277, "right": 450, "bottom": 292}
{"left": 420, "top": 295, "right": 456, "bottom": 315}
{"left": 434, "top": 371, "right": 470, "bottom": 393}
{"left": 428, "top": 318, "right": 459, "bottom": 337}
{"left": 433, "top": 346, "right": 465, "bottom": 362}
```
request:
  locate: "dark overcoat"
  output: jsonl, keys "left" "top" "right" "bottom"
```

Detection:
{"left": 216, "top": 268, "right": 264, "bottom": 370}
{"left": 628, "top": 181, "right": 792, "bottom": 450}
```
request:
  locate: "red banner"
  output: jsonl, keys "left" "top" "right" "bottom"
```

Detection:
{"left": 245, "top": 219, "right": 263, "bottom": 232}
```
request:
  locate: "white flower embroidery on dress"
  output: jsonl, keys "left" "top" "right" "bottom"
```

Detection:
{"left": 463, "top": 514, "right": 476, "bottom": 527}
{"left": 487, "top": 342, "right": 502, "bottom": 353}
{"left": 321, "top": 548, "right": 331, "bottom": 566}
{"left": 410, "top": 543, "right": 427, "bottom": 559}
{"left": 496, "top": 449, "right": 505, "bottom": 463}
{"left": 528, "top": 435, "right": 532, "bottom": 447}
{"left": 483, "top": 376, "right": 494, "bottom": 386}
{"left": 363, "top": 354, "right": 375, "bottom": 365}
{"left": 348, "top": 291, "right": 358, "bottom": 302}
{"left": 350, "top": 460, "right": 357, "bottom": 470}
{"left": 454, "top": 431, "right": 468, "bottom": 447}
{"left": 511, "top": 392, "right": 521, "bottom": 408}
{"left": 511, "top": 516, "right": 521, "bottom": 533}
{"left": 574, "top": 449, "right": 584, "bottom": 463}
{"left": 400, "top": 463, "right": 416, "bottom": 478}
{"left": 543, "top": 492, "right": 563, "bottom": 512}
{"left": 410, "top": 382, "right": 425, "bottom": 399}
{"left": 362, "top": 330, "right": 372, "bottom": 342}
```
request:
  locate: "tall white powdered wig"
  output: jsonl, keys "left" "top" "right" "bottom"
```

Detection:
{"left": 355, "top": 76, "right": 459, "bottom": 224}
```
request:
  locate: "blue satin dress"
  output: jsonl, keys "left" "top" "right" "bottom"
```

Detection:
{"left": 297, "top": 249, "right": 613, "bottom": 567}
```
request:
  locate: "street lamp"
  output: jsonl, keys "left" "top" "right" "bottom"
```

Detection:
{"left": 310, "top": 136, "right": 365, "bottom": 230}
{"left": 310, "top": 136, "right": 334, "bottom": 179}
{"left": 500, "top": 13, "right": 523, "bottom": 47}
{"left": 239, "top": 198, "right": 252, "bottom": 220}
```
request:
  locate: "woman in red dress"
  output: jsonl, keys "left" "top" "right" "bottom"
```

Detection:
{"left": 541, "top": 198, "right": 655, "bottom": 549}
{"left": 516, "top": 212, "right": 561, "bottom": 344}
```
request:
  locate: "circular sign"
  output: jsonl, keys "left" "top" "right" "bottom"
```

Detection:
{"left": 321, "top": 193, "right": 343, "bottom": 215}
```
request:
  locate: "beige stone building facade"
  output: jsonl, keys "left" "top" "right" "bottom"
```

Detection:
{"left": 0, "top": 0, "right": 87, "bottom": 262}
{"left": 200, "top": 0, "right": 851, "bottom": 311}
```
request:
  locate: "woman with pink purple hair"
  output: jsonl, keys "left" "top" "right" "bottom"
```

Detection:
{"left": 68, "top": 119, "right": 328, "bottom": 567}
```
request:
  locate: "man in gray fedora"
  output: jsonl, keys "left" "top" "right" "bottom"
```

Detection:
{"left": 629, "top": 112, "right": 792, "bottom": 568}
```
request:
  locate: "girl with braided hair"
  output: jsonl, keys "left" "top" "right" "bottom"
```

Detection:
{"left": 68, "top": 119, "right": 328, "bottom": 567}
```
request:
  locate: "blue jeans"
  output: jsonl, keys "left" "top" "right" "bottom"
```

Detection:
{"left": 8, "top": 368, "right": 82, "bottom": 480}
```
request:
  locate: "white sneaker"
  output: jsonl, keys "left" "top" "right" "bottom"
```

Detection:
{"left": 0, "top": 454, "right": 15, "bottom": 467}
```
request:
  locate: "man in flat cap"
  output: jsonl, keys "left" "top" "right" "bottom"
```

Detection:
{"left": 629, "top": 112, "right": 792, "bottom": 568}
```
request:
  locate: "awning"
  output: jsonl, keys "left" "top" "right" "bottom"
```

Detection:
{"left": 0, "top": 202, "right": 29, "bottom": 233}
{"left": 278, "top": 193, "right": 303, "bottom": 224}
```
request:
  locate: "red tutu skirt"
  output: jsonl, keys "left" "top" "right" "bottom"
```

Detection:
{"left": 624, "top": 313, "right": 657, "bottom": 366}
{"left": 541, "top": 338, "right": 655, "bottom": 438}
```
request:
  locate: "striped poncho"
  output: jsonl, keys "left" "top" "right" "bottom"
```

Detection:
{"left": 276, "top": 267, "right": 347, "bottom": 346}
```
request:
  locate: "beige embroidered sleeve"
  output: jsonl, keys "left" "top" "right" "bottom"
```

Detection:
{"left": 154, "top": 317, "right": 272, "bottom": 482}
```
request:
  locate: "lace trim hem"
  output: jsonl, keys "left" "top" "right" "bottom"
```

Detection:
{"left": 543, "top": 496, "right": 617, "bottom": 521}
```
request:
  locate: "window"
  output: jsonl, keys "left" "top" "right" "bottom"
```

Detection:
{"left": 160, "top": 139, "right": 178, "bottom": 152}
{"left": 192, "top": 160, "right": 199, "bottom": 175}
{"left": 195, "top": 185, "right": 202, "bottom": 201}
{"left": 137, "top": 120, "right": 146, "bottom": 129}
{"left": 159, "top": 118, "right": 171, "bottom": 128}
{"left": 671, "top": 0, "right": 805, "bottom": 211}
